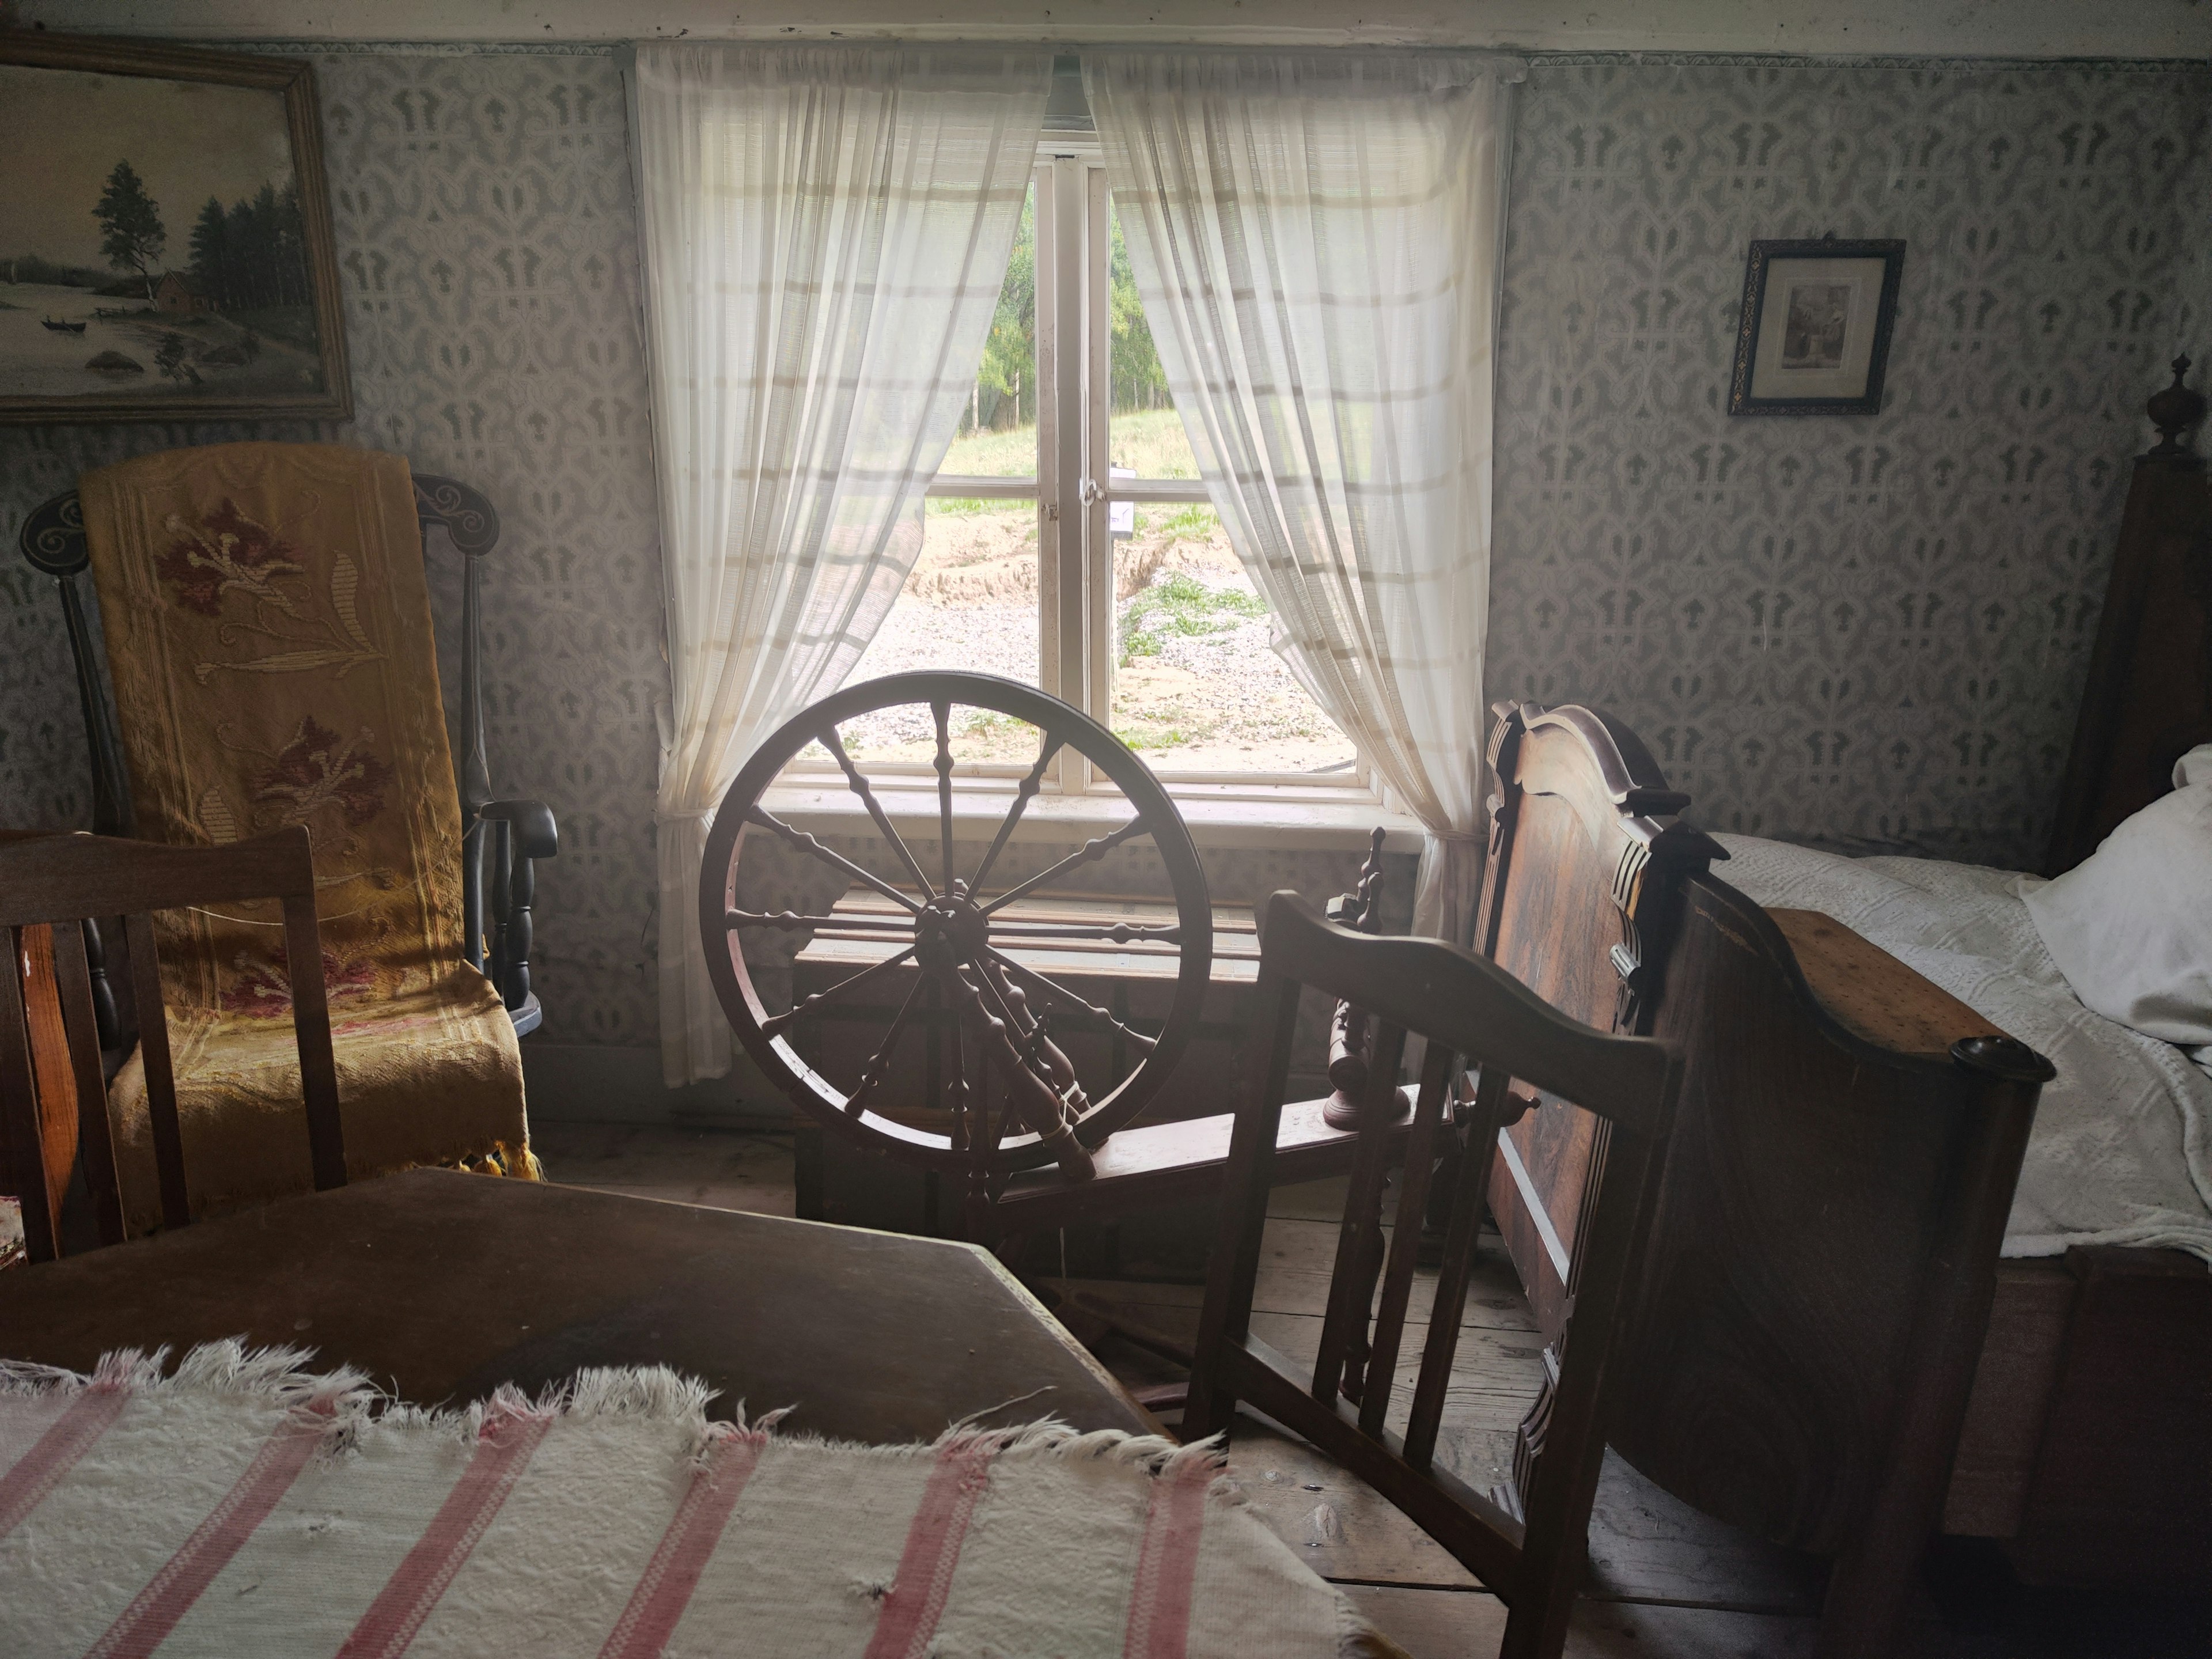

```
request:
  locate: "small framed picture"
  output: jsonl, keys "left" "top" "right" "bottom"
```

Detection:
{"left": 1729, "top": 239, "right": 1904, "bottom": 417}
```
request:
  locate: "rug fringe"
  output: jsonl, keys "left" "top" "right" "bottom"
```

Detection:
{"left": 1, "top": 1339, "right": 378, "bottom": 1455}
{"left": 6, "top": 1343, "right": 1233, "bottom": 1485}
{"left": 1, "top": 1339, "right": 369, "bottom": 1406}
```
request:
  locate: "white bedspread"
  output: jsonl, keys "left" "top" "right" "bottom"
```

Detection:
{"left": 1713, "top": 835, "right": 2212, "bottom": 1264}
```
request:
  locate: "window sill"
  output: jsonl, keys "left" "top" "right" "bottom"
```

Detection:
{"left": 759, "top": 774, "right": 1427, "bottom": 855}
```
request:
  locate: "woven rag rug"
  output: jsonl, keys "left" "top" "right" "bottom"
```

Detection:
{"left": 78, "top": 443, "right": 533, "bottom": 1232}
{"left": 0, "top": 1343, "right": 1397, "bottom": 1659}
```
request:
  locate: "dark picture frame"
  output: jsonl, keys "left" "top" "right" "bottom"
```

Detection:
{"left": 0, "top": 34, "right": 351, "bottom": 424}
{"left": 1729, "top": 238, "right": 1904, "bottom": 417}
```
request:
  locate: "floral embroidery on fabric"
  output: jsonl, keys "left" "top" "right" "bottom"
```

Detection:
{"left": 153, "top": 498, "right": 386, "bottom": 684}
{"left": 219, "top": 948, "right": 378, "bottom": 1019}
{"left": 155, "top": 499, "right": 306, "bottom": 618}
{"left": 252, "top": 716, "right": 393, "bottom": 830}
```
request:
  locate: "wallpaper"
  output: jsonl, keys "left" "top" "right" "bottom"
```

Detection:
{"left": 0, "top": 51, "right": 670, "bottom": 1045}
{"left": 1486, "top": 60, "right": 2212, "bottom": 865}
{"left": 3, "top": 51, "right": 2208, "bottom": 1058}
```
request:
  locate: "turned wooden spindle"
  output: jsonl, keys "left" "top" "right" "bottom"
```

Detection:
{"left": 945, "top": 967, "right": 1094, "bottom": 1183}
{"left": 1322, "top": 827, "right": 1391, "bottom": 1131}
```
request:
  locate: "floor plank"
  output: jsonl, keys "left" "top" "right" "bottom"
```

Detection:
{"left": 532, "top": 1123, "right": 796, "bottom": 1218}
{"left": 1268, "top": 1174, "right": 1353, "bottom": 1222}
{"left": 1344, "top": 1584, "right": 1821, "bottom": 1659}
{"left": 1057, "top": 1220, "right": 1540, "bottom": 1334}
{"left": 1224, "top": 1419, "right": 1479, "bottom": 1590}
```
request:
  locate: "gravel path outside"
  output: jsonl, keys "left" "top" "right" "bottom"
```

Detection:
{"left": 840, "top": 510, "right": 1357, "bottom": 774}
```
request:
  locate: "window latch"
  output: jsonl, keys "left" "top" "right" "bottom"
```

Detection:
{"left": 1079, "top": 478, "right": 1105, "bottom": 508}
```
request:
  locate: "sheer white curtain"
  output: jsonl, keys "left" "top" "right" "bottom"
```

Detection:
{"left": 1087, "top": 51, "right": 1520, "bottom": 940}
{"left": 637, "top": 45, "right": 1048, "bottom": 1085}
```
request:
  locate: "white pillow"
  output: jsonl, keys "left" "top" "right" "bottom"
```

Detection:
{"left": 2024, "top": 744, "right": 2212, "bottom": 1044}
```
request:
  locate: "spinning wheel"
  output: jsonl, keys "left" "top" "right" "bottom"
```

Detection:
{"left": 699, "top": 673, "right": 1213, "bottom": 1194}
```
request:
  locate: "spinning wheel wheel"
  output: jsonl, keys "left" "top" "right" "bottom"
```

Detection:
{"left": 699, "top": 672, "right": 1213, "bottom": 1192}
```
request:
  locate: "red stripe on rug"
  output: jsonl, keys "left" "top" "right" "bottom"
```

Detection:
{"left": 336, "top": 1406, "right": 555, "bottom": 1659}
{"left": 0, "top": 1383, "right": 133, "bottom": 1541}
{"left": 862, "top": 1436, "right": 999, "bottom": 1659}
{"left": 1122, "top": 1460, "right": 1214, "bottom": 1659}
{"left": 595, "top": 1430, "right": 770, "bottom": 1659}
{"left": 83, "top": 1396, "right": 339, "bottom": 1659}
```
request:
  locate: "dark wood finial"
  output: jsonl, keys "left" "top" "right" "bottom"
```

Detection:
{"left": 2147, "top": 355, "right": 2206, "bottom": 457}
{"left": 1321, "top": 827, "right": 1393, "bottom": 1131}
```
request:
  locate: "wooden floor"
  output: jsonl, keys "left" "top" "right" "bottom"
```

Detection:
{"left": 534, "top": 1122, "right": 2210, "bottom": 1659}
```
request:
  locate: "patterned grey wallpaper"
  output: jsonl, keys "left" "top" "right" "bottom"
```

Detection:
{"left": 1487, "top": 60, "right": 2212, "bottom": 865}
{"left": 0, "top": 51, "right": 669, "bottom": 1045}
{"left": 3, "top": 51, "right": 2208, "bottom": 1055}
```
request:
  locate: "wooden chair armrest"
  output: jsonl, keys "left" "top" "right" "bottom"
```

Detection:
{"left": 479, "top": 799, "right": 558, "bottom": 859}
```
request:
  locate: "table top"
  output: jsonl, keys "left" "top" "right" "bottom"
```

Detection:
{"left": 0, "top": 1169, "right": 1154, "bottom": 1444}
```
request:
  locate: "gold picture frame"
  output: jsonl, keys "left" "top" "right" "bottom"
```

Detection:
{"left": 0, "top": 34, "right": 351, "bottom": 424}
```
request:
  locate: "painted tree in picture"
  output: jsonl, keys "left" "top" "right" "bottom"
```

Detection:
{"left": 187, "top": 181, "right": 309, "bottom": 310}
{"left": 94, "top": 160, "right": 167, "bottom": 303}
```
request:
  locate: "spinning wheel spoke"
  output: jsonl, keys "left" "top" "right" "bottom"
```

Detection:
{"left": 819, "top": 724, "right": 935, "bottom": 900}
{"left": 979, "top": 819, "right": 1150, "bottom": 916}
{"left": 726, "top": 909, "right": 911, "bottom": 934}
{"left": 848, "top": 972, "right": 926, "bottom": 1116}
{"left": 933, "top": 699, "right": 957, "bottom": 895}
{"left": 745, "top": 807, "right": 921, "bottom": 914}
{"left": 762, "top": 946, "right": 916, "bottom": 1038}
{"left": 984, "top": 919, "right": 1183, "bottom": 945}
{"left": 969, "top": 732, "right": 1063, "bottom": 896}
{"left": 984, "top": 947, "right": 1158, "bottom": 1055}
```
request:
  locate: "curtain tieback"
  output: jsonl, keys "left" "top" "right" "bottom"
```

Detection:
{"left": 1424, "top": 829, "right": 1484, "bottom": 846}
{"left": 654, "top": 805, "right": 717, "bottom": 825}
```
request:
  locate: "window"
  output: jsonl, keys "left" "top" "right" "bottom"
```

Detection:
{"left": 838, "top": 152, "right": 1359, "bottom": 788}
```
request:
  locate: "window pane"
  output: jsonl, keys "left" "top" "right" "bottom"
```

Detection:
{"left": 1106, "top": 197, "right": 1357, "bottom": 776}
{"left": 1112, "top": 507, "right": 1357, "bottom": 775}
{"left": 835, "top": 185, "right": 1039, "bottom": 764}
{"left": 1107, "top": 199, "right": 1194, "bottom": 481}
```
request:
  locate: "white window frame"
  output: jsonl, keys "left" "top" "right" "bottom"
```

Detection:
{"left": 789, "top": 139, "right": 1390, "bottom": 835}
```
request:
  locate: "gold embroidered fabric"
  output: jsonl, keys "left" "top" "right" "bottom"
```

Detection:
{"left": 79, "top": 442, "right": 532, "bottom": 1231}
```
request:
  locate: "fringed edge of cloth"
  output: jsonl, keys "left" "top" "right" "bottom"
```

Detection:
{"left": 455, "top": 1139, "right": 544, "bottom": 1182}
{"left": 1, "top": 1343, "right": 1228, "bottom": 1482}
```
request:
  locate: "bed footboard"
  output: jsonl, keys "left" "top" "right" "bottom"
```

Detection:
{"left": 1614, "top": 882, "right": 2049, "bottom": 1557}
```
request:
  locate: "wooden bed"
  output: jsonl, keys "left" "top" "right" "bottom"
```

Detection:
{"left": 1478, "top": 368, "right": 2211, "bottom": 1656}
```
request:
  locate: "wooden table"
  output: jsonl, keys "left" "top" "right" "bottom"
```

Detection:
{"left": 0, "top": 1169, "right": 1154, "bottom": 1444}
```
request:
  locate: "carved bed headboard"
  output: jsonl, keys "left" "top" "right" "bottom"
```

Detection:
{"left": 2046, "top": 357, "right": 2212, "bottom": 873}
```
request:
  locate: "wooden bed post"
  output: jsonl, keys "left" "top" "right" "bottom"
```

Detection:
{"left": 2045, "top": 356, "right": 2210, "bottom": 873}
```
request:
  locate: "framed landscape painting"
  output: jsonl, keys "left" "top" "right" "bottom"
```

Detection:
{"left": 1729, "top": 238, "right": 1904, "bottom": 417}
{"left": 0, "top": 35, "right": 350, "bottom": 424}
